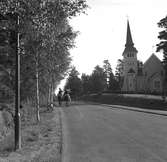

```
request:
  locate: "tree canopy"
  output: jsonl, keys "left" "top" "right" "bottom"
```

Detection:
{"left": 0, "top": 0, "right": 88, "bottom": 102}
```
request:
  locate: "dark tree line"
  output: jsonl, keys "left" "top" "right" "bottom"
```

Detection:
{"left": 64, "top": 60, "right": 122, "bottom": 98}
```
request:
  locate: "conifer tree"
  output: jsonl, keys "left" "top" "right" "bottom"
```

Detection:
{"left": 64, "top": 66, "right": 82, "bottom": 98}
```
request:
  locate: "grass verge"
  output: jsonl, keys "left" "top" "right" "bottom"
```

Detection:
{"left": 0, "top": 105, "right": 62, "bottom": 162}
{"left": 81, "top": 93, "right": 167, "bottom": 111}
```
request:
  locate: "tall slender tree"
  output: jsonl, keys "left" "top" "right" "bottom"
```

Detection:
{"left": 115, "top": 59, "right": 123, "bottom": 91}
{"left": 103, "top": 59, "right": 112, "bottom": 89}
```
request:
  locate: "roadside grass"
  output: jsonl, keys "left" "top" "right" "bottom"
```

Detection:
{"left": 80, "top": 93, "right": 167, "bottom": 111}
{"left": 0, "top": 104, "right": 62, "bottom": 162}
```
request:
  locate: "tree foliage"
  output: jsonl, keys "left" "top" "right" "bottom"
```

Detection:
{"left": 0, "top": 0, "right": 88, "bottom": 103}
{"left": 81, "top": 73, "right": 91, "bottom": 94}
{"left": 102, "top": 59, "right": 120, "bottom": 92}
{"left": 157, "top": 16, "right": 167, "bottom": 84}
{"left": 65, "top": 60, "right": 122, "bottom": 97}
{"left": 103, "top": 59, "right": 112, "bottom": 88}
{"left": 64, "top": 66, "right": 82, "bottom": 98}
{"left": 114, "top": 59, "right": 123, "bottom": 90}
{"left": 89, "top": 65, "right": 107, "bottom": 93}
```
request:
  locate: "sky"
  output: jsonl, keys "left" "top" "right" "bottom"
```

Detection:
{"left": 69, "top": 0, "right": 167, "bottom": 75}
{"left": 57, "top": 0, "right": 167, "bottom": 91}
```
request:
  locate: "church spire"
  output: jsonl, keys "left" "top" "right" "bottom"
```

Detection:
{"left": 125, "top": 20, "right": 134, "bottom": 47}
{"left": 122, "top": 20, "right": 137, "bottom": 56}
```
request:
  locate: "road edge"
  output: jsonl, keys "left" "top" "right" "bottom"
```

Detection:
{"left": 100, "top": 104, "right": 167, "bottom": 116}
{"left": 59, "top": 107, "right": 69, "bottom": 162}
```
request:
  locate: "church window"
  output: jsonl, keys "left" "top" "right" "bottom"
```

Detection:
{"left": 154, "top": 81, "right": 160, "bottom": 89}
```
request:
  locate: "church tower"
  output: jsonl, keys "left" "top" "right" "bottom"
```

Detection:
{"left": 122, "top": 20, "right": 138, "bottom": 92}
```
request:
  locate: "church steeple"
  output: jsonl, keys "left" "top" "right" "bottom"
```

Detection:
{"left": 126, "top": 20, "right": 134, "bottom": 47}
{"left": 123, "top": 20, "right": 137, "bottom": 56}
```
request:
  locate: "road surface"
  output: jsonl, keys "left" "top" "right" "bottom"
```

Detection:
{"left": 61, "top": 104, "right": 167, "bottom": 162}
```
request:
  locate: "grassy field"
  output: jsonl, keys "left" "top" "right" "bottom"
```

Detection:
{"left": 81, "top": 93, "right": 167, "bottom": 111}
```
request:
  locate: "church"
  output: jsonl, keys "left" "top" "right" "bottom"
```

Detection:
{"left": 121, "top": 20, "right": 165, "bottom": 94}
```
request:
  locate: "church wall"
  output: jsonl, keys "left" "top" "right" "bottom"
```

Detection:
{"left": 148, "top": 74, "right": 163, "bottom": 93}
{"left": 122, "top": 74, "right": 136, "bottom": 92}
{"left": 143, "top": 55, "right": 164, "bottom": 79}
{"left": 136, "top": 76, "right": 145, "bottom": 92}
{"left": 122, "top": 54, "right": 165, "bottom": 94}
{"left": 142, "top": 55, "right": 164, "bottom": 93}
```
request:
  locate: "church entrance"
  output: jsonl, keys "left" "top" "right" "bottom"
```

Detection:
{"left": 127, "top": 75, "right": 136, "bottom": 92}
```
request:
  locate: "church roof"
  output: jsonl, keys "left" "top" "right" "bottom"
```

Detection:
{"left": 123, "top": 20, "right": 138, "bottom": 55}
{"left": 143, "top": 53, "right": 162, "bottom": 67}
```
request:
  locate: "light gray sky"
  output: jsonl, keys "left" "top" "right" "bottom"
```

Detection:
{"left": 70, "top": 0, "right": 167, "bottom": 75}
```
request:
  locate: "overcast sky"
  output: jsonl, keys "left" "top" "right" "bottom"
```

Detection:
{"left": 69, "top": 0, "right": 167, "bottom": 75}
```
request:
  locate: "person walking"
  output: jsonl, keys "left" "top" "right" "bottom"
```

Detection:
{"left": 57, "top": 88, "right": 63, "bottom": 106}
{"left": 63, "top": 90, "right": 71, "bottom": 106}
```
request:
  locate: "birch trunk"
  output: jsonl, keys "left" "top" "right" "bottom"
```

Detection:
{"left": 51, "top": 82, "right": 54, "bottom": 103}
{"left": 35, "top": 54, "right": 40, "bottom": 122}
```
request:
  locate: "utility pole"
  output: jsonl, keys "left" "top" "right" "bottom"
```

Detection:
{"left": 14, "top": 13, "right": 21, "bottom": 150}
{"left": 0, "top": 12, "right": 21, "bottom": 150}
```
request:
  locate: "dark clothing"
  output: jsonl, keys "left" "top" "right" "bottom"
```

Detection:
{"left": 57, "top": 90, "right": 63, "bottom": 106}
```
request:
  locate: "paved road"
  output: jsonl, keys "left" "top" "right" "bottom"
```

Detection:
{"left": 61, "top": 104, "right": 167, "bottom": 162}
